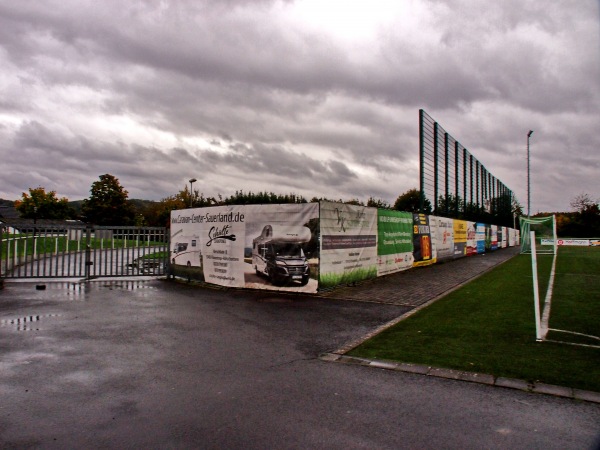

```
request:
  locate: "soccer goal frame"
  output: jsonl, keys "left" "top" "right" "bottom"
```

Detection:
{"left": 519, "top": 215, "right": 557, "bottom": 255}
{"left": 520, "top": 215, "right": 558, "bottom": 341}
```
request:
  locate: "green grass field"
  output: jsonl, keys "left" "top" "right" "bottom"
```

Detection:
{"left": 349, "top": 245, "right": 600, "bottom": 392}
{"left": 1, "top": 234, "right": 164, "bottom": 259}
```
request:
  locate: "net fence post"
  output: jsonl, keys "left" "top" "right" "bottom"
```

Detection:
{"left": 552, "top": 214, "right": 558, "bottom": 255}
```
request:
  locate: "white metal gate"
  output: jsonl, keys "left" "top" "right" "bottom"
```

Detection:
{"left": 0, "top": 224, "right": 169, "bottom": 279}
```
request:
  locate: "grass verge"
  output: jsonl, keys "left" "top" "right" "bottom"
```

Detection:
{"left": 348, "top": 248, "right": 600, "bottom": 393}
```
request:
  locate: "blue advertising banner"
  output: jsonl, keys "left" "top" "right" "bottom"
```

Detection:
{"left": 476, "top": 223, "right": 486, "bottom": 254}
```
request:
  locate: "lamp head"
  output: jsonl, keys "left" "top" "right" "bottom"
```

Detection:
{"left": 189, "top": 178, "right": 197, "bottom": 183}
{"left": 527, "top": 130, "right": 533, "bottom": 137}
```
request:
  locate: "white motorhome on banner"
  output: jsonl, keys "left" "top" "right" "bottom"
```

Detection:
{"left": 252, "top": 225, "right": 311, "bottom": 286}
{"left": 171, "top": 232, "right": 201, "bottom": 267}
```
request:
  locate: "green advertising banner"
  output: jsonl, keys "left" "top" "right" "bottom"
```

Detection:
{"left": 377, "top": 209, "right": 414, "bottom": 276}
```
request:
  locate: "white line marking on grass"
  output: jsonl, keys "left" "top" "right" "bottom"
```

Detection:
{"left": 549, "top": 328, "right": 600, "bottom": 342}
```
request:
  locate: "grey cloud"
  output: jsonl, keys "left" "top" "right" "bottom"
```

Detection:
{"left": 0, "top": 0, "right": 598, "bottom": 211}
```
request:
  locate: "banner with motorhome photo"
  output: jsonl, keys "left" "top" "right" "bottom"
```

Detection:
{"left": 171, "top": 205, "right": 247, "bottom": 286}
{"left": 376, "top": 209, "right": 413, "bottom": 276}
{"left": 171, "top": 203, "right": 319, "bottom": 292}
{"left": 170, "top": 209, "right": 207, "bottom": 282}
{"left": 319, "top": 201, "right": 377, "bottom": 288}
{"left": 246, "top": 203, "right": 319, "bottom": 293}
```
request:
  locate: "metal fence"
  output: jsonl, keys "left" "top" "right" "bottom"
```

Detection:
{"left": 419, "top": 109, "right": 514, "bottom": 226}
{"left": 0, "top": 224, "right": 169, "bottom": 279}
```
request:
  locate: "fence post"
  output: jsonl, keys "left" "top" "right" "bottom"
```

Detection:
{"left": 85, "top": 226, "right": 92, "bottom": 280}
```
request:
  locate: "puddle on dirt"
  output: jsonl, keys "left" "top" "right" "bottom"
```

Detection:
{"left": 0, "top": 313, "right": 62, "bottom": 332}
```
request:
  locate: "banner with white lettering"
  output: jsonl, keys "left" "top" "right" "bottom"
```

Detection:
{"left": 377, "top": 209, "right": 414, "bottom": 276}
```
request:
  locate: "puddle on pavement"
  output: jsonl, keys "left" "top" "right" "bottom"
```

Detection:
{"left": 0, "top": 313, "right": 62, "bottom": 332}
{"left": 256, "top": 297, "right": 295, "bottom": 303}
{"left": 95, "top": 281, "right": 156, "bottom": 291}
{"left": 6, "top": 280, "right": 156, "bottom": 301}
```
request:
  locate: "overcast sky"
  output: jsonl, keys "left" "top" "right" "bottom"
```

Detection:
{"left": 1, "top": 0, "right": 598, "bottom": 213}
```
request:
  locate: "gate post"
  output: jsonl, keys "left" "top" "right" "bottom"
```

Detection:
{"left": 0, "top": 226, "right": 4, "bottom": 288}
{"left": 85, "top": 226, "right": 92, "bottom": 280}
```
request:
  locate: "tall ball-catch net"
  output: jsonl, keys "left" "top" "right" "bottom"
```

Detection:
{"left": 519, "top": 215, "right": 557, "bottom": 255}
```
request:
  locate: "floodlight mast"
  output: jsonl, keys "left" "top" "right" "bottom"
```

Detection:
{"left": 527, "top": 130, "right": 533, "bottom": 217}
{"left": 189, "top": 178, "right": 197, "bottom": 208}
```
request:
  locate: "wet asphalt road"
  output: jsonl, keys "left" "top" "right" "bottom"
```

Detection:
{"left": 1, "top": 279, "right": 599, "bottom": 449}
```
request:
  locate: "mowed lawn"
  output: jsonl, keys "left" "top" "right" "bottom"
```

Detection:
{"left": 349, "top": 246, "right": 600, "bottom": 392}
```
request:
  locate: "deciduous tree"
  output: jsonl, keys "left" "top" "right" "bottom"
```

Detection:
{"left": 393, "top": 188, "right": 432, "bottom": 213}
{"left": 81, "top": 174, "right": 136, "bottom": 225}
{"left": 15, "top": 187, "right": 74, "bottom": 220}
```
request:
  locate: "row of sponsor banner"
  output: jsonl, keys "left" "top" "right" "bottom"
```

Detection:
{"left": 541, "top": 238, "right": 600, "bottom": 247}
{"left": 170, "top": 201, "right": 520, "bottom": 293}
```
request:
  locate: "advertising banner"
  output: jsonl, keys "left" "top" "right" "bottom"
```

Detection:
{"left": 377, "top": 210, "right": 414, "bottom": 276}
{"left": 507, "top": 228, "right": 515, "bottom": 247}
{"left": 545, "top": 239, "right": 596, "bottom": 246}
{"left": 431, "top": 216, "right": 454, "bottom": 261}
{"left": 320, "top": 201, "right": 377, "bottom": 288}
{"left": 171, "top": 203, "right": 319, "bottom": 292}
{"left": 498, "top": 227, "right": 506, "bottom": 248}
{"left": 453, "top": 219, "right": 467, "bottom": 258}
{"left": 490, "top": 225, "right": 498, "bottom": 251}
{"left": 466, "top": 221, "right": 478, "bottom": 256}
{"left": 170, "top": 206, "right": 245, "bottom": 285}
{"left": 413, "top": 213, "right": 436, "bottom": 267}
{"left": 246, "top": 203, "right": 319, "bottom": 292}
{"left": 476, "top": 223, "right": 486, "bottom": 254}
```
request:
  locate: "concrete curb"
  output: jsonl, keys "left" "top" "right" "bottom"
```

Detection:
{"left": 319, "top": 353, "right": 600, "bottom": 404}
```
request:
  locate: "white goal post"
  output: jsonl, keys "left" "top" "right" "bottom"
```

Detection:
{"left": 519, "top": 215, "right": 557, "bottom": 255}
{"left": 522, "top": 215, "right": 558, "bottom": 341}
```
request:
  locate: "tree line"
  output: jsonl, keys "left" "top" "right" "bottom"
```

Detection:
{"left": 5, "top": 174, "right": 599, "bottom": 237}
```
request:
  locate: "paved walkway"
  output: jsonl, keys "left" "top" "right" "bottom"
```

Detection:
{"left": 319, "top": 247, "right": 520, "bottom": 306}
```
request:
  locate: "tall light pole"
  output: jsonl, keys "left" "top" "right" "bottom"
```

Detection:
{"left": 527, "top": 130, "right": 533, "bottom": 217}
{"left": 189, "top": 178, "right": 197, "bottom": 208}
